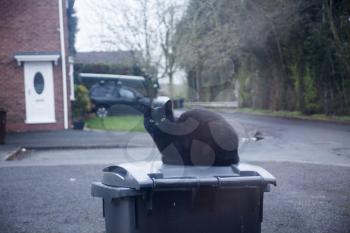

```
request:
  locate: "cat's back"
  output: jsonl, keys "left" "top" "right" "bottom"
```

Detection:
{"left": 177, "top": 108, "right": 239, "bottom": 154}
{"left": 178, "top": 108, "right": 225, "bottom": 123}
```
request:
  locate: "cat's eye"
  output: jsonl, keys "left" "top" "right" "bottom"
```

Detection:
{"left": 149, "top": 119, "right": 155, "bottom": 123}
{"left": 160, "top": 117, "right": 166, "bottom": 122}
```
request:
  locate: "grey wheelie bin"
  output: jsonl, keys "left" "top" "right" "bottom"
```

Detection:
{"left": 91, "top": 161, "right": 276, "bottom": 233}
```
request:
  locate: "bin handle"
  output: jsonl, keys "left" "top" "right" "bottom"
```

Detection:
{"left": 151, "top": 176, "right": 265, "bottom": 189}
{"left": 152, "top": 177, "right": 200, "bottom": 188}
{"left": 217, "top": 176, "right": 264, "bottom": 186}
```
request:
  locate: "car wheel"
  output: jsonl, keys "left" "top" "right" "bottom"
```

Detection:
{"left": 96, "top": 106, "right": 109, "bottom": 118}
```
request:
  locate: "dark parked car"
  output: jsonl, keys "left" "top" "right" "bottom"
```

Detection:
{"left": 90, "top": 82, "right": 167, "bottom": 117}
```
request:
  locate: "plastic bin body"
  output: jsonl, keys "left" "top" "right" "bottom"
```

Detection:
{"left": 92, "top": 161, "right": 276, "bottom": 233}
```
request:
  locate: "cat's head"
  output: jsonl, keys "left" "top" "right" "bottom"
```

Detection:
{"left": 143, "top": 100, "right": 174, "bottom": 135}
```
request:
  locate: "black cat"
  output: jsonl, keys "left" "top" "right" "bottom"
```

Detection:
{"left": 143, "top": 100, "right": 239, "bottom": 166}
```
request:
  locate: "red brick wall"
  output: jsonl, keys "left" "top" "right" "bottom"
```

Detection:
{"left": 0, "top": 0, "right": 71, "bottom": 132}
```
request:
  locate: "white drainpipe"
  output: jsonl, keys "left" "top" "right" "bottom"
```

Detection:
{"left": 58, "top": 0, "right": 68, "bottom": 129}
{"left": 68, "top": 56, "right": 75, "bottom": 100}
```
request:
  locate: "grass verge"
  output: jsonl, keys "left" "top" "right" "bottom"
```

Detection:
{"left": 86, "top": 115, "right": 145, "bottom": 132}
{"left": 237, "top": 108, "right": 350, "bottom": 123}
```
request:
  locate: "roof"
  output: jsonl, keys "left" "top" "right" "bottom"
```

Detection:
{"left": 79, "top": 73, "right": 145, "bottom": 81}
{"left": 75, "top": 51, "right": 139, "bottom": 66}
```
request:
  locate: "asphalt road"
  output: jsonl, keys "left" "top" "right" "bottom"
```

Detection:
{"left": 225, "top": 112, "right": 350, "bottom": 166}
{"left": 0, "top": 162, "right": 349, "bottom": 233}
{"left": 1, "top": 112, "right": 350, "bottom": 233}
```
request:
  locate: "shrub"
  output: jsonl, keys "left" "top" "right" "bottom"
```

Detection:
{"left": 72, "top": 85, "right": 91, "bottom": 120}
{"left": 303, "top": 68, "right": 319, "bottom": 114}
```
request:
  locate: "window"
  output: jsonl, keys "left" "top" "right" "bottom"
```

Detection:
{"left": 119, "top": 88, "right": 135, "bottom": 100}
{"left": 90, "top": 85, "right": 114, "bottom": 98}
{"left": 33, "top": 72, "right": 45, "bottom": 95}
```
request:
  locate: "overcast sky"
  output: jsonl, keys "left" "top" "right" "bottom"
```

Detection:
{"left": 74, "top": 0, "right": 187, "bottom": 85}
{"left": 75, "top": 0, "right": 102, "bottom": 51}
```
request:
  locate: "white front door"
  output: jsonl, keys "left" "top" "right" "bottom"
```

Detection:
{"left": 24, "top": 62, "right": 56, "bottom": 124}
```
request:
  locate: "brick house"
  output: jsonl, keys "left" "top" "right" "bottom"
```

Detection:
{"left": 0, "top": 0, "right": 74, "bottom": 132}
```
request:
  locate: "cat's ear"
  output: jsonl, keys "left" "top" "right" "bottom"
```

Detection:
{"left": 164, "top": 100, "right": 173, "bottom": 118}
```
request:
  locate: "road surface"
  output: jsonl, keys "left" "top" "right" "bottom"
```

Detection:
{"left": 0, "top": 112, "right": 349, "bottom": 233}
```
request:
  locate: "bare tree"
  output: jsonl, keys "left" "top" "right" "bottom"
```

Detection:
{"left": 156, "top": 0, "right": 185, "bottom": 97}
{"left": 89, "top": 0, "right": 187, "bottom": 97}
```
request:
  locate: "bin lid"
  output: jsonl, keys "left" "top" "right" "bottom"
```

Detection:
{"left": 101, "top": 161, "right": 276, "bottom": 190}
